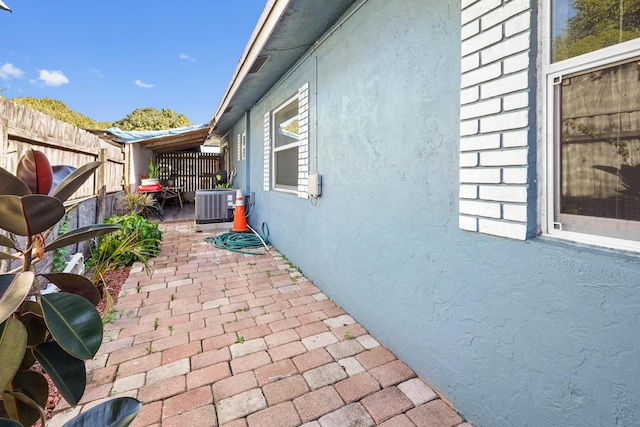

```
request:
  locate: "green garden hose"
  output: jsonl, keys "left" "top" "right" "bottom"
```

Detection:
{"left": 206, "top": 222, "right": 270, "bottom": 255}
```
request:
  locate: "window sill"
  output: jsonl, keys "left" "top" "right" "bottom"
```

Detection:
{"left": 541, "top": 230, "right": 640, "bottom": 257}
{"left": 273, "top": 187, "right": 298, "bottom": 195}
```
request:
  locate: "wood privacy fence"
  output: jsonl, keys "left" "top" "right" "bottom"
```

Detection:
{"left": 157, "top": 152, "right": 221, "bottom": 191}
{"left": 0, "top": 99, "right": 125, "bottom": 208}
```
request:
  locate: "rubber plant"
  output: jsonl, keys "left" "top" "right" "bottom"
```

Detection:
{"left": 0, "top": 150, "right": 141, "bottom": 427}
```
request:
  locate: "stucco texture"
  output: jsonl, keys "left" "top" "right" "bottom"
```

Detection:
{"left": 236, "top": 1, "right": 640, "bottom": 426}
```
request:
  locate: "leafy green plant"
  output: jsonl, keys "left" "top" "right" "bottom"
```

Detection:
{"left": 0, "top": 149, "right": 141, "bottom": 426}
{"left": 114, "top": 193, "right": 156, "bottom": 218}
{"left": 89, "top": 213, "right": 161, "bottom": 323}
{"left": 90, "top": 213, "right": 162, "bottom": 280}
{"left": 147, "top": 159, "right": 160, "bottom": 179}
{"left": 51, "top": 214, "right": 71, "bottom": 273}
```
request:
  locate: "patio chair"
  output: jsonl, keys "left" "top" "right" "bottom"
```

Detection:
{"left": 161, "top": 186, "right": 183, "bottom": 209}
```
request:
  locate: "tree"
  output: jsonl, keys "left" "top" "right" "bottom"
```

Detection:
{"left": 553, "top": 0, "right": 640, "bottom": 62}
{"left": 112, "top": 107, "right": 192, "bottom": 131}
{"left": 10, "top": 97, "right": 112, "bottom": 130}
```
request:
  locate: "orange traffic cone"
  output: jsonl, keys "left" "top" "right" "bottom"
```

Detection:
{"left": 231, "top": 189, "right": 249, "bottom": 232}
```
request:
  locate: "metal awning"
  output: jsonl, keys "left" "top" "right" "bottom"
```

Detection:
{"left": 94, "top": 125, "right": 213, "bottom": 153}
{"left": 137, "top": 126, "right": 212, "bottom": 154}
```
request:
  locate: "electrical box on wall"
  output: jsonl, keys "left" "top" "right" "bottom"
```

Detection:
{"left": 309, "top": 173, "right": 322, "bottom": 197}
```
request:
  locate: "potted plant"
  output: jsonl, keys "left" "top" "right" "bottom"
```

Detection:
{"left": 141, "top": 159, "right": 160, "bottom": 186}
{"left": 0, "top": 149, "right": 141, "bottom": 426}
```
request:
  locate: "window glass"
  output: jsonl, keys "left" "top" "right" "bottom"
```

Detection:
{"left": 275, "top": 148, "right": 298, "bottom": 187}
{"left": 552, "top": 0, "right": 640, "bottom": 63}
{"left": 274, "top": 102, "right": 299, "bottom": 148}
{"left": 556, "top": 56, "right": 640, "bottom": 240}
{"left": 273, "top": 97, "right": 300, "bottom": 190}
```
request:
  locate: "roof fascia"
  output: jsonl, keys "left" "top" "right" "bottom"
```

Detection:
{"left": 211, "top": 0, "right": 290, "bottom": 128}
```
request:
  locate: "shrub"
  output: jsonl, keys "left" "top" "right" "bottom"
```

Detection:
{"left": 90, "top": 213, "right": 162, "bottom": 281}
{"left": 114, "top": 193, "right": 156, "bottom": 217}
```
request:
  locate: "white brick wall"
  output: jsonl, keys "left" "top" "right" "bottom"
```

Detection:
{"left": 459, "top": 0, "right": 533, "bottom": 241}
{"left": 263, "top": 112, "right": 270, "bottom": 191}
{"left": 297, "top": 83, "right": 310, "bottom": 199}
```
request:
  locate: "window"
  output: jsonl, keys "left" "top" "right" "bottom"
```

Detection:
{"left": 547, "top": 1, "right": 640, "bottom": 250}
{"left": 273, "top": 95, "right": 300, "bottom": 191}
{"left": 263, "top": 83, "right": 309, "bottom": 196}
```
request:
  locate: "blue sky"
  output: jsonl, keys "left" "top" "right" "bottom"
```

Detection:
{"left": 0, "top": 1, "right": 267, "bottom": 125}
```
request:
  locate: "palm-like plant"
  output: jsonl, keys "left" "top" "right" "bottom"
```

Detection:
{"left": 0, "top": 150, "right": 140, "bottom": 426}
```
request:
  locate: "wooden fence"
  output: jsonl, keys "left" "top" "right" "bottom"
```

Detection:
{"left": 0, "top": 98, "right": 127, "bottom": 228}
{"left": 0, "top": 99, "right": 125, "bottom": 200}
{"left": 157, "top": 152, "right": 221, "bottom": 191}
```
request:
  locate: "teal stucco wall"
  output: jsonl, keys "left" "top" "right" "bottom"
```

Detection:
{"left": 233, "top": 0, "right": 640, "bottom": 425}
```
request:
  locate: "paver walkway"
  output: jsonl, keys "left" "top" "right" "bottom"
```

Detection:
{"left": 50, "top": 220, "right": 474, "bottom": 427}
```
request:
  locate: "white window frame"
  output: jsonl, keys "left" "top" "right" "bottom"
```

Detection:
{"left": 542, "top": 6, "right": 640, "bottom": 252}
{"left": 271, "top": 93, "right": 301, "bottom": 194}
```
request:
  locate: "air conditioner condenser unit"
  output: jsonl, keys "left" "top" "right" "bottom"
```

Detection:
{"left": 195, "top": 189, "right": 236, "bottom": 231}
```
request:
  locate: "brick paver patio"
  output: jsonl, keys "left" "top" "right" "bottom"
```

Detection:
{"left": 49, "top": 221, "right": 473, "bottom": 427}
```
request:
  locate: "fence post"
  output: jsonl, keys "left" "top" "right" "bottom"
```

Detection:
{"left": 96, "top": 148, "right": 107, "bottom": 224}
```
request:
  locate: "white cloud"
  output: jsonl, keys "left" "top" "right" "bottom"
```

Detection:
{"left": 38, "top": 69, "right": 69, "bottom": 87}
{"left": 179, "top": 53, "right": 196, "bottom": 63}
{"left": 0, "top": 63, "right": 25, "bottom": 80}
{"left": 134, "top": 79, "right": 154, "bottom": 88}
{"left": 90, "top": 68, "right": 104, "bottom": 78}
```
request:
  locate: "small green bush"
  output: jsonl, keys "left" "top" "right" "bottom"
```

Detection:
{"left": 90, "top": 213, "right": 162, "bottom": 279}
{"left": 52, "top": 213, "right": 71, "bottom": 272}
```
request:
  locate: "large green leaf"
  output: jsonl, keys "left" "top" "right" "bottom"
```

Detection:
{"left": 17, "top": 304, "right": 44, "bottom": 371}
{"left": 0, "top": 195, "right": 64, "bottom": 236}
{"left": 50, "top": 162, "right": 102, "bottom": 203}
{"left": 45, "top": 224, "right": 122, "bottom": 253}
{"left": 0, "top": 235, "right": 16, "bottom": 250}
{"left": 40, "top": 293, "right": 103, "bottom": 360}
{"left": 18, "top": 301, "right": 42, "bottom": 318}
{"left": 18, "top": 350, "right": 36, "bottom": 373}
{"left": 62, "top": 397, "right": 141, "bottom": 427}
{"left": 18, "top": 312, "right": 46, "bottom": 347}
{"left": 0, "top": 252, "right": 17, "bottom": 261}
{"left": 33, "top": 341, "right": 85, "bottom": 406}
{"left": 0, "top": 167, "right": 31, "bottom": 197}
{"left": 0, "top": 272, "right": 35, "bottom": 325}
{"left": 39, "top": 273, "right": 101, "bottom": 305}
{"left": 0, "top": 319, "right": 27, "bottom": 394}
{"left": 2, "top": 370, "right": 48, "bottom": 427}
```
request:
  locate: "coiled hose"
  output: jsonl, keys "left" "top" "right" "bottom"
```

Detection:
{"left": 208, "top": 222, "right": 270, "bottom": 255}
